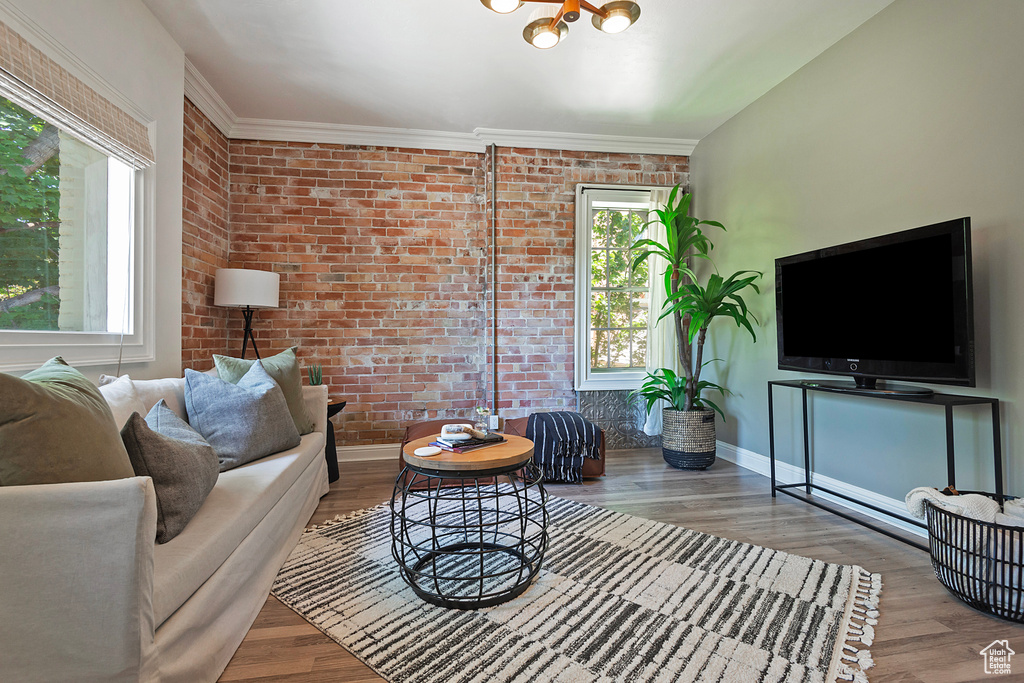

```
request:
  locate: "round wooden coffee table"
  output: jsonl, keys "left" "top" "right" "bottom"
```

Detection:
{"left": 391, "top": 434, "right": 548, "bottom": 609}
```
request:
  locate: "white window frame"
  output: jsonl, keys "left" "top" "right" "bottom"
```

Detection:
{"left": 574, "top": 183, "right": 657, "bottom": 391}
{"left": 0, "top": 164, "right": 154, "bottom": 373}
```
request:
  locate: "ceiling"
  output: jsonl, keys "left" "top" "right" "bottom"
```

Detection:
{"left": 142, "top": 0, "right": 894, "bottom": 146}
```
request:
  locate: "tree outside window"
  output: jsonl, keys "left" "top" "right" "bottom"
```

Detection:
{"left": 590, "top": 205, "right": 649, "bottom": 372}
{"left": 0, "top": 98, "right": 60, "bottom": 330}
{"left": 0, "top": 97, "right": 134, "bottom": 334}
{"left": 574, "top": 185, "right": 655, "bottom": 392}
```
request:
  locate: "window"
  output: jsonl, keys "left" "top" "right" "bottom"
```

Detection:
{"left": 0, "top": 20, "right": 154, "bottom": 371}
{"left": 0, "top": 98, "right": 135, "bottom": 334}
{"left": 574, "top": 185, "right": 654, "bottom": 391}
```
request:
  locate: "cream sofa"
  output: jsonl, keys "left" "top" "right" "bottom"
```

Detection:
{"left": 0, "top": 379, "right": 329, "bottom": 683}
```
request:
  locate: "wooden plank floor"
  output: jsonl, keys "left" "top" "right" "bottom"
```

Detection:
{"left": 220, "top": 448, "right": 1024, "bottom": 682}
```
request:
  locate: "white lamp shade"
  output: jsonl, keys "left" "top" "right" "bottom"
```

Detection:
{"left": 214, "top": 268, "right": 280, "bottom": 308}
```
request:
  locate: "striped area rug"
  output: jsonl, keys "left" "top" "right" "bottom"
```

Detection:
{"left": 272, "top": 496, "right": 881, "bottom": 683}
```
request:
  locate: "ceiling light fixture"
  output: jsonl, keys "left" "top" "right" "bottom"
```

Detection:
{"left": 482, "top": 0, "right": 522, "bottom": 14}
{"left": 482, "top": 0, "right": 640, "bottom": 49}
{"left": 522, "top": 17, "right": 569, "bottom": 49}
{"left": 592, "top": 1, "right": 640, "bottom": 34}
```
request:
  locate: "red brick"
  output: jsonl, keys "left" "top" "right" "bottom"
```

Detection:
{"left": 183, "top": 106, "right": 687, "bottom": 444}
{"left": 181, "top": 97, "right": 232, "bottom": 370}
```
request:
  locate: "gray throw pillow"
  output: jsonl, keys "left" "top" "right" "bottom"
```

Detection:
{"left": 0, "top": 357, "right": 134, "bottom": 486}
{"left": 213, "top": 347, "right": 315, "bottom": 435}
{"left": 184, "top": 361, "right": 301, "bottom": 471}
{"left": 120, "top": 401, "right": 219, "bottom": 543}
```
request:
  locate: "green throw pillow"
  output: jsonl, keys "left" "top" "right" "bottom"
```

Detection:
{"left": 213, "top": 347, "right": 315, "bottom": 434}
{"left": 0, "top": 357, "right": 135, "bottom": 486}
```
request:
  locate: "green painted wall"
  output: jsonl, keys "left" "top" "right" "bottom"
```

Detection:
{"left": 689, "top": 0, "right": 1024, "bottom": 500}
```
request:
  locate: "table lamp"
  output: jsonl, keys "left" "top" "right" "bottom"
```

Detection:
{"left": 214, "top": 268, "right": 280, "bottom": 359}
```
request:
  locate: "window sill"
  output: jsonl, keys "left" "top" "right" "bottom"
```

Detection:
{"left": 0, "top": 331, "right": 154, "bottom": 373}
{"left": 575, "top": 371, "right": 646, "bottom": 392}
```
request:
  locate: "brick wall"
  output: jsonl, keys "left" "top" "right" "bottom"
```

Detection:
{"left": 181, "top": 97, "right": 231, "bottom": 369}
{"left": 180, "top": 112, "right": 689, "bottom": 446}
{"left": 227, "top": 142, "right": 488, "bottom": 443}
{"left": 492, "top": 147, "right": 689, "bottom": 414}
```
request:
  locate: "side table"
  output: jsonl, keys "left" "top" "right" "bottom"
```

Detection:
{"left": 392, "top": 434, "right": 547, "bottom": 609}
{"left": 325, "top": 400, "right": 346, "bottom": 483}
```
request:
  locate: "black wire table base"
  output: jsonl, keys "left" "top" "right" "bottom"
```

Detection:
{"left": 390, "top": 462, "right": 548, "bottom": 610}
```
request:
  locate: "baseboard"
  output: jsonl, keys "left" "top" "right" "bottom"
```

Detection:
{"left": 337, "top": 443, "right": 401, "bottom": 463}
{"left": 716, "top": 440, "right": 926, "bottom": 538}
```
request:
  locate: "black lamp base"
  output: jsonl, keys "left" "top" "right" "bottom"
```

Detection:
{"left": 239, "top": 306, "right": 261, "bottom": 359}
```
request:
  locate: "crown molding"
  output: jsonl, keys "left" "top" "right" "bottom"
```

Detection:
{"left": 183, "top": 57, "right": 235, "bottom": 136}
{"left": 2, "top": 5, "right": 693, "bottom": 157}
{"left": 230, "top": 117, "right": 486, "bottom": 153}
{"left": 181, "top": 60, "right": 695, "bottom": 157}
{"left": 474, "top": 128, "right": 697, "bottom": 156}
{"left": 226, "top": 120, "right": 695, "bottom": 157}
{"left": 0, "top": 0, "right": 153, "bottom": 124}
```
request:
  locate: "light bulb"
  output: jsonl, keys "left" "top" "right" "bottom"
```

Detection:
{"left": 532, "top": 27, "right": 560, "bottom": 48}
{"left": 523, "top": 18, "right": 567, "bottom": 49}
{"left": 593, "top": 2, "right": 640, "bottom": 34}
{"left": 600, "top": 11, "right": 632, "bottom": 33}
{"left": 489, "top": 0, "right": 521, "bottom": 13}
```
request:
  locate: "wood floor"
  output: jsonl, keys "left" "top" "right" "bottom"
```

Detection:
{"left": 220, "top": 449, "right": 1024, "bottom": 682}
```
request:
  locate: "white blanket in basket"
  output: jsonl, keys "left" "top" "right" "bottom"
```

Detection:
{"left": 906, "top": 488, "right": 1024, "bottom": 613}
{"left": 905, "top": 487, "right": 999, "bottom": 522}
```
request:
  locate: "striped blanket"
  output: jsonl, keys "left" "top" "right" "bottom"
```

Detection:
{"left": 525, "top": 412, "right": 601, "bottom": 484}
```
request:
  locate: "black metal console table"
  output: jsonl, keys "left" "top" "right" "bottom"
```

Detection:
{"left": 768, "top": 380, "right": 1003, "bottom": 551}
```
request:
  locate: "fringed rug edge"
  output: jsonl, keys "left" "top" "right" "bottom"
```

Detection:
{"left": 827, "top": 566, "right": 883, "bottom": 683}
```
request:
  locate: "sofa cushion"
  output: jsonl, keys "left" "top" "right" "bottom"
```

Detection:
{"left": 184, "top": 362, "right": 301, "bottom": 471}
{"left": 151, "top": 431, "right": 325, "bottom": 626}
{"left": 121, "top": 401, "right": 219, "bottom": 543}
{"left": 0, "top": 357, "right": 135, "bottom": 486}
{"left": 98, "top": 374, "right": 147, "bottom": 429}
{"left": 214, "top": 347, "right": 315, "bottom": 435}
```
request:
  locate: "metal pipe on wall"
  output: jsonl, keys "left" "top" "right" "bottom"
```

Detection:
{"left": 490, "top": 143, "right": 499, "bottom": 413}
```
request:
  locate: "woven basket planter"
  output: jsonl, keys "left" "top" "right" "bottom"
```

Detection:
{"left": 662, "top": 408, "right": 716, "bottom": 470}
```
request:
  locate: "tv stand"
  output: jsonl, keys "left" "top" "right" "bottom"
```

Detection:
{"left": 768, "top": 379, "right": 1003, "bottom": 551}
{"left": 854, "top": 376, "right": 877, "bottom": 390}
{"left": 799, "top": 378, "right": 933, "bottom": 396}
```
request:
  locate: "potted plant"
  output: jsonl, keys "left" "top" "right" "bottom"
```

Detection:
{"left": 629, "top": 186, "right": 761, "bottom": 470}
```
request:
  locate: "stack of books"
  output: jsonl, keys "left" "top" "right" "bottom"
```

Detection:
{"left": 432, "top": 427, "right": 506, "bottom": 453}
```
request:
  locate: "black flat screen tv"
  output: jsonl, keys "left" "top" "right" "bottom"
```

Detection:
{"left": 775, "top": 218, "right": 975, "bottom": 392}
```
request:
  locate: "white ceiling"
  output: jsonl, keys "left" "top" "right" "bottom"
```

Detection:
{"left": 143, "top": 0, "right": 894, "bottom": 145}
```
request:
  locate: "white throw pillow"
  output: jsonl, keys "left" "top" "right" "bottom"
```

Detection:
{"left": 97, "top": 375, "right": 146, "bottom": 429}
{"left": 131, "top": 377, "right": 187, "bottom": 418}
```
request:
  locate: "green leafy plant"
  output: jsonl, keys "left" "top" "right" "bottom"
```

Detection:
{"left": 307, "top": 364, "right": 323, "bottom": 386}
{"left": 632, "top": 364, "right": 730, "bottom": 418}
{"left": 630, "top": 185, "right": 761, "bottom": 414}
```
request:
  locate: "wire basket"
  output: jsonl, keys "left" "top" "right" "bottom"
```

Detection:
{"left": 925, "top": 492, "right": 1024, "bottom": 623}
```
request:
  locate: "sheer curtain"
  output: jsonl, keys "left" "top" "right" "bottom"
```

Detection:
{"left": 643, "top": 188, "right": 680, "bottom": 435}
